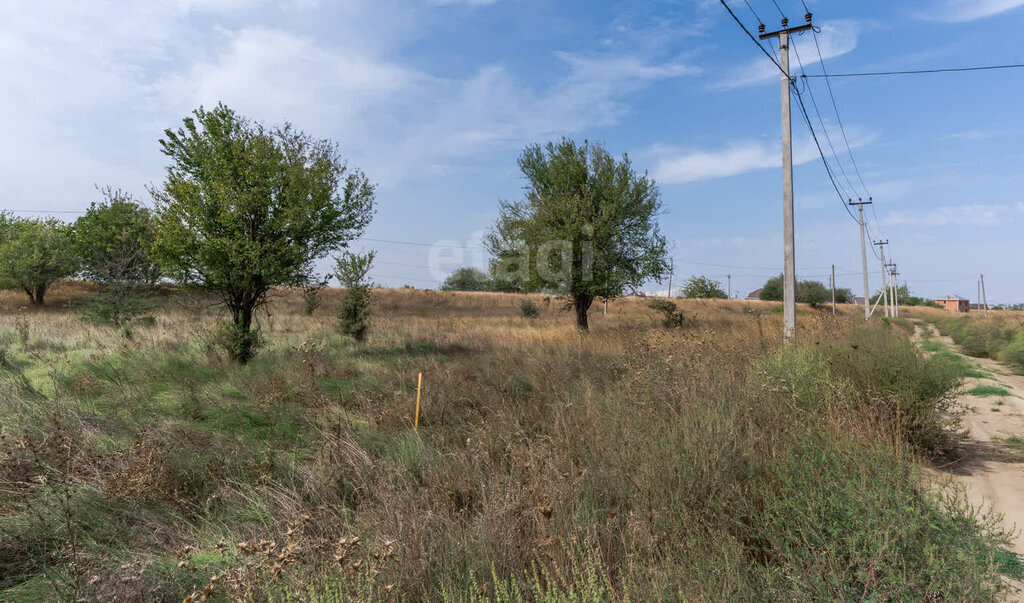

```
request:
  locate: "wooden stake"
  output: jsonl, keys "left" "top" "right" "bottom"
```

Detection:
{"left": 414, "top": 372, "right": 422, "bottom": 429}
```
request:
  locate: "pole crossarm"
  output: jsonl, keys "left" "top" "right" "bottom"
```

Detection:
{"left": 759, "top": 22, "right": 813, "bottom": 40}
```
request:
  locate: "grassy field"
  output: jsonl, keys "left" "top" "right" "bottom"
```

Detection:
{"left": 0, "top": 284, "right": 1017, "bottom": 601}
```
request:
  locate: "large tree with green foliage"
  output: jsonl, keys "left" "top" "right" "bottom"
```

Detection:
{"left": 760, "top": 274, "right": 835, "bottom": 307}
{"left": 0, "top": 214, "right": 78, "bottom": 305}
{"left": 682, "top": 275, "right": 727, "bottom": 299}
{"left": 151, "top": 104, "right": 375, "bottom": 362}
{"left": 440, "top": 266, "right": 491, "bottom": 292}
{"left": 74, "top": 188, "right": 161, "bottom": 286}
{"left": 486, "top": 139, "right": 668, "bottom": 330}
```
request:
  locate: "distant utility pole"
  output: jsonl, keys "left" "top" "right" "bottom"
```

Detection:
{"left": 980, "top": 273, "right": 989, "bottom": 317}
{"left": 830, "top": 264, "right": 836, "bottom": 316}
{"left": 875, "top": 240, "right": 889, "bottom": 317}
{"left": 888, "top": 264, "right": 900, "bottom": 317}
{"left": 761, "top": 15, "right": 813, "bottom": 343}
{"left": 667, "top": 258, "right": 674, "bottom": 298}
{"left": 849, "top": 198, "right": 872, "bottom": 320}
{"left": 727, "top": 274, "right": 732, "bottom": 299}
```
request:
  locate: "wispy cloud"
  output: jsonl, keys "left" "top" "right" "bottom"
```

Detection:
{"left": 884, "top": 204, "right": 1012, "bottom": 227}
{"left": 926, "top": 0, "right": 1024, "bottom": 22}
{"left": 942, "top": 129, "right": 1003, "bottom": 141}
{"left": 713, "top": 20, "right": 860, "bottom": 90}
{"left": 427, "top": 0, "right": 500, "bottom": 6}
{"left": 650, "top": 126, "right": 875, "bottom": 184}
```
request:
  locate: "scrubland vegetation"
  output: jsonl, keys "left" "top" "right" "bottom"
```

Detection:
{"left": 0, "top": 286, "right": 1018, "bottom": 601}
{"left": 934, "top": 315, "right": 1024, "bottom": 374}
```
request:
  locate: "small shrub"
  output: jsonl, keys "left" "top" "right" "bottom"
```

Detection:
{"left": 999, "top": 339, "right": 1024, "bottom": 374}
{"left": 335, "top": 251, "right": 375, "bottom": 342}
{"left": 212, "top": 319, "right": 264, "bottom": 362}
{"left": 338, "top": 287, "right": 371, "bottom": 341}
{"left": 301, "top": 284, "right": 324, "bottom": 316}
{"left": 519, "top": 298, "right": 540, "bottom": 318}
{"left": 647, "top": 298, "right": 684, "bottom": 328}
{"left": 80, "top": 284, "right": 151, "bottom": 328}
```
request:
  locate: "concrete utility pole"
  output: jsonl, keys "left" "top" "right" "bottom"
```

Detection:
{"left": 888, "top": 264, "right": 900, "bottom": 317}
{"left": 875, "top": 240, "right": 889, "bottom": 317}
{"left": 727, "top": 274, "right": 732, "bottom": 299}
{"left": 761, "top": 15, "right": 812, "bottom": 343}
{"left": 849, "top": 199, "right": 872, "bottom": 320}
{"left": 830, "top": 264, "right": 836, "bottom": 316}
{"left": 980, "top": 273, "right": 989, "bottom": 317}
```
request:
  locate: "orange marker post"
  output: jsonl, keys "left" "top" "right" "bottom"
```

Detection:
{"left": 414, "top": 372, "right": 422, "bottom": 429}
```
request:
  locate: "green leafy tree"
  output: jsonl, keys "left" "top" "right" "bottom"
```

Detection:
{"left": 834, "top": 288, "right": 853, "bottom": 304}
{"left": 151, "top": 104, "right": 375, "bottom": 363}
{"left": 74, "top": 188, "right": 161, "bottom": 286}
{"left": 0, "top": 214, "right": 78, "bottom": 305}
{"left": 441, "top": 267, "right": 491, "bottom": 291}
{"left": 335, "top": 251, "right": 375, "bottom": 341}
{"left": 74, "top": 188, "right": 162, "bottom": 327}
{"left": 682, "top": 275, "right": 727, "bottom": 299}
{"left": 796, "top": 280, "right": 829, "bottom": 307}
{"left": 759, "top": 274, "right": 832, "bottom": 307}
{"left": 486, "top": 139, "right": 668, "bottom": 330}
{"left": 759, "top": 274, "right": 783, "bottom": 301}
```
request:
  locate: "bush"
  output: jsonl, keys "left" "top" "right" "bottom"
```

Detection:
{"left": 681, "top": 275, "right": 727, "bottom": 299}
{"left": 212, "top": 319, "right": 264, "bottom": 361}
{"left": 338, "top": 287, "right": 371, "bottom": 341}
{"left": 648, "top": 298, "right": 684, "bottom": 327}
{"left": 80, "top": 284, "right": 152, "bottom": 329}
{"left": 758, "top": 274, "right": 831, "bottom": 307}
{"left": 761, "top": 325, "right": 964, "bottom": 455}
{"left": 519, "top": 298, "right": 540, "bottom": 318}
{"left": 335, "top": 251, "right": 375, "bottom": 342}
{"left": 796, "top": 279, "right": 829, "bottom": 307}
{"left": 1000, "top": 339, "right": 1024, "bottom": 374}
{"left": 301, "top": 284, "right": 324, "bottom": 316}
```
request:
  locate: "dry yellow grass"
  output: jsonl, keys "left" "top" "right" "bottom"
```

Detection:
{"left": 0, "top": 281, "right": 1015, "bottom": 601}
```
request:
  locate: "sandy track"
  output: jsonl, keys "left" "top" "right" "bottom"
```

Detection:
{"left": 920, "top": 329, "right": 1024, "bottom": 598}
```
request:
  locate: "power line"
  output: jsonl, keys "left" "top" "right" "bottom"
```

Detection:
{"left": 718, "top": 0, "right": 783, "bottom": 72}
{"left": 742, "top": 0, "right": 765, "bottom": 25}
{"left": 790, "top": 83, "right": 860, "bottom": 225}
{"left": 809, "top": 28, "right": 873, "bottom": 202}
{"left": 791, "top": 37, "right": 858, "bottom": 199}
{"left": 801, "top": 63, "right": 1024, "bottom": 78}
{"left": 767, "top": 0, "right": 787, "bottom": 19}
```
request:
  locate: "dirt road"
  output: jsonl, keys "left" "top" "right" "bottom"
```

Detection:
{"left": 921, "top": 328, "right": 1024, "bottom": 597}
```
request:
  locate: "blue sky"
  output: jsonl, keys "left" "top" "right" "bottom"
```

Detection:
{"left": 3, "top": 0, "right": 1023, "bottom": 302}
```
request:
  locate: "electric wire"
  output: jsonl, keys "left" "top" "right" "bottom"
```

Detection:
{"left": 718, "top": 0, "right": 783, "bottom": 73}
{"left": 809, "top": 27, "right": 873, "bottom": 201}
{"left": 800, "top": 63, "right": 1024, "bottom": 78}
{"left": 791, "top": 37, "right": 858, "bottom": 200}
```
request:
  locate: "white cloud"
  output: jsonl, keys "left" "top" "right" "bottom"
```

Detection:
{"left": 883, "top": 204, "right": 1011, "bottom": 227}
{"left": 942, "top": 129, "right": 1003, "bottom": 141}
{"left": 927, "top": 0, "right": 1024, "bottom": 22}
{"left": 366, "top": 52, "right": 699, "bottom": 183}
{"left": 427, "top": 0, "right": 500, "bottom": 5}
{"left": 158, "top": 27, "right": 418, "bottom": 132}
{"left": 650, "top": 126, "right": 876, "bottom": 184}
{"left": 714, "top": 20, "right": 859, "bottom": 89}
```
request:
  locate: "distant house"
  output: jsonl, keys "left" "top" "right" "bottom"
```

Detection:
{"left": 746, "top": 288, "right": 764, "bottom": 300}
{"left": 852, "top": 297, "right": 865, "bottom": 306}
{"left": 936, "top": 295, "right": 970, "bottom": 313}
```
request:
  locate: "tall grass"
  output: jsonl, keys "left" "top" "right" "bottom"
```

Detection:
{"left": 0, "top": 286, "right": 1014, "bottom": 600}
